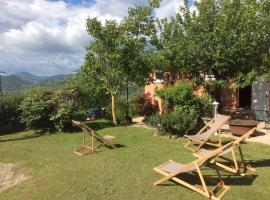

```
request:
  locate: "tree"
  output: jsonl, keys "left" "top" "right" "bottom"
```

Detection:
{"left": 152, "top": 0, "right": 270, "bottom": 86}
{"left": 190, "top": 0, "right": 270, "bottom": 86}
{"left": 82, "top": 20, "right": 124, "bottom": 125}
{"left": 82, "top": 1, "right": 158, "bottom": 125}
{"left": 152, "top": 0, "right": 199, "bottom": 80}
{"left": 119, "top": 4, "right": 158, "bottom": 119}
{"left": 65, "top": 72, "right": 110, "bottom": 108}
{"left": 19, "top": 87, "right": 55, "bottom": 131}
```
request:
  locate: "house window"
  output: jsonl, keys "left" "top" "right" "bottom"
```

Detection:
{"left": 153, "top": 71, "right": 163, "bottom": 83}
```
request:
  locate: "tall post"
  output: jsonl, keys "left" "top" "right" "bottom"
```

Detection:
{"left": 0, "top": 75, "right": 2, "bottom": 97}
{"left": 212, "top": 100, "right": 219, "bottom": 136}
{"left": 0, "top": 71, "right": 7, "bottom": 97}
{"left": 126, "top": 79, "right": 129, "bottom": 117}
{"left": 212, "top": 100, "right": 219, "bottom": 118}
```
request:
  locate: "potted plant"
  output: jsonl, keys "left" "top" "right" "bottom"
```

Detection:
{"left": 229, "top": 119, "right": 258, "bottom": 136}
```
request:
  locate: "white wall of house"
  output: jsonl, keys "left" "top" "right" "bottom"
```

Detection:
{"left": 252, "top": 78, "right": 270, "bottom": 111}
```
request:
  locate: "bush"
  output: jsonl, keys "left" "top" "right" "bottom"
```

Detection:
{"left": 155, "top": 82, "right": 211, "bottom": 115}
{"left": 114, "top": 96, "right": 133, "bottom": 125}
{"left": 145, "top": 107, "right": 198, "bottom": 137}
{"left": 50, "top": 87, "right": 87, "bottom": 131}
{"left": 134, "top": 93, "right": 159, "bottom": 116}
{"left": 19, "top": 87, "right": 55, "bottom": 132}
{"left": 0, "top": 93, "right": 25, "bottom": 134}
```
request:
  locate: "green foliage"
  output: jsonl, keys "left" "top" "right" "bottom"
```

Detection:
{"left": 50, "top": 87, "right": 86, "bottom": 132}
{"left": 19, "top": 87, "right": 55, "bottom": 132}
{"left": 0, "top": 93, "right": 25, "bottom": 134}
{"left": 146, "top": 107, "right": 197, "bottom": 136}
{"left": 152, "top": 0, "right": 270, "bottom": 86}
{"left": 134, "top": 93, "right": 159, "bottom": 116}
{"left": 65, "top": 73, "right": 110, "bottom": 108}
{"left": 235, "top": 71, "right": 257, "bottom": 88}
{"left": 115, "top": 104, "right": 128, "bottom": 125}
{"left": 155, "top": 82, "right": 211, "bottom": 115}
{"left": 149, "top": 0, "right": 161, "bottom": 8}
{"left": 82, "top": 2, "right": 157, "bottom": 124}
{"left": 19, "top": 86, "right": 89, "bottom": 132}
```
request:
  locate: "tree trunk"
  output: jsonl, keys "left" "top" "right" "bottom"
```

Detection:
{"left": 111, "top": 94, "right": 118, "bottom": 125}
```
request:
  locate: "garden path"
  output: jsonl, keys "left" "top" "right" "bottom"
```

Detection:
{"left": 222, "top": 122, "right": 270, "bottom": 145}
{"left": 132, "top": 117, "right": 270, "bottom": 145}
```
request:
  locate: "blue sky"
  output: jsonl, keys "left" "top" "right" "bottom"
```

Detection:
{"left": 0, "top": 0, "right": 194, "bottom": 76}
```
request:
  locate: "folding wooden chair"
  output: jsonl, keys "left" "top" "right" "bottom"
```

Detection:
{"left": 184, "top": 114, "right": 231, "bottom": 152}
{"left": 72, "top": 120, "right": 116, "bottom": 156}
{"left": 153, "top": 142, "right": 234, "bottom": 200}
{"left": 193, "top": 128, "right": 256, "bottom": 176}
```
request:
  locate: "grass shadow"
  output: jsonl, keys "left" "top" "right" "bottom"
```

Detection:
{"left": 245, "top": 159, "right": 270, "bottom": 168}
{"left": 84, "top": 120, "right": 113, "bottom": 131}
{"left": 0, "top": 133, "right": 43, "bottom": 142}
{"left": 251, "top": 130, "right": 266, "bottom": 137}
{"left": 159, "top": 172, "right": 257, "bottom": 187}
{"left": 114, "top": 144, "right": 126, "bottom": 148}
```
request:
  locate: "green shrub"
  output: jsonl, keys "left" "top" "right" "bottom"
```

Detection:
{"left": 50, "top": 87, "right": 87, "bottom": 131}
{"left": 155, "top": 82, "right": 211, "bottom": 115}
{"left": 134, "top": 93, "right": 159, "bottom": 117}
{"left": 115, "top": 96, "right": 133, "bottom": 125}
{"left": 0, "top": 93, "right": 25, "bottom": 134}
{"left": 145, "top": 107, "right": 198, "bottom": 137}
{"left": 197, "top": 96, "right": 212, "bottom": 116}
{"left": 19, "top": 87, "right": 55, "bottom": 132}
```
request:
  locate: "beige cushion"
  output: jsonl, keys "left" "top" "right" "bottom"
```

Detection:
{"left": 102, "top": 135, "right": 115, "bottom": 141}
{"left": 159, "top": 160, "right": 196, "bottom": 173}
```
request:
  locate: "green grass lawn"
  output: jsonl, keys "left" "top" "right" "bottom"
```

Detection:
{"left": 0, "top": 123, "right": 270, "bottom": 200}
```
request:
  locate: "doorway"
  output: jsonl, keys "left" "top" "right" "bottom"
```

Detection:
{"left": 239, "top": 85, "right": 252, "bottom": 108}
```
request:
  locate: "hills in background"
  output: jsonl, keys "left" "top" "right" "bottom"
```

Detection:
{"left": 1, "top": 70, "right": 144, "bottom": 96}
{"left": 1, "top": 72, "right": 67, "bottom": 94}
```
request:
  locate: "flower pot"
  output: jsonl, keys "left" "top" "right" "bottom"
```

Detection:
{"left": 229, "top": 120, "right": 258, "bottom": 136}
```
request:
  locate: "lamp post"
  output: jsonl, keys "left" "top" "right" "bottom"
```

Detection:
{"left": 212, "top": 100, "right": 219, "bottom": 118}
{"left": 0, "top": 71, "right": 8, "bottom": 97}
{"left": 212, "top": 100, "right": 219, "bottom": 136}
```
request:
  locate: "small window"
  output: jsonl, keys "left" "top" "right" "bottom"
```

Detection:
{"left": 155, "top": 71, "right": 163, "bottom": 80}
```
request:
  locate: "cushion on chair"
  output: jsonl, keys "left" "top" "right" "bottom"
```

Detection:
{"left": 102, "top": 135, "right": 115, "bottom": 141}
{"left": 159, "top": 160, "right": 196, "bottom": 173}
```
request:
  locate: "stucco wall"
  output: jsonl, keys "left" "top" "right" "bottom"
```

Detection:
{"left": 145, "top": 83, "right": 164, "bottom": 114}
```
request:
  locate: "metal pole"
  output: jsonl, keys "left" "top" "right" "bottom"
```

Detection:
{"left": 0, "top": 71, "right": 8, "bottom": 97}
{"left": 126, "top": 79, "right": 129, "bottom": 117}
{"left": 0, "top": 75, "right": 2, "bottom": 97}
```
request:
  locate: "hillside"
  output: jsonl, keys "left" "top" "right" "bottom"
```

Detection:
{"left": 2, "top": 75, "right": 33, "bottom": 93}
{"left": 1, "top": 72, "right": 66, "bottom": 94}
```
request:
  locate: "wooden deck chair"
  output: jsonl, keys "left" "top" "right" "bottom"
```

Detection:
{"left": 184, "top": 114, "right": 231, "bottom": 152}
{"left": 72, "top": 120, "right": 116, "bottom": 156}
{"left": 153, "top": 142, "right": 234, "bottom": 200}
{"left": 193, "top": 128, "right": 256, "bottom": 176}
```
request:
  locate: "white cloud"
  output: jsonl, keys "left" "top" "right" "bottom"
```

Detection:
{"left": 155, "top": 0, "right": 183, "bottom": 19}
{"left": 0, "top": 0, "right": 182, "bottom": 76}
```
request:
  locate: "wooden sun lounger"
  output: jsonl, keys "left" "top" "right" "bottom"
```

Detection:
{"left": 184, "top": 114, "right": 231, "bottom": 152}
{"left": 193, "top": 128, "right": 256, "bottom": 176}
{"left": 153, "top": 142, "right": 234, "bottom": 200}
{"left": 72, "top": 120, "right": 116, "bottom": 156}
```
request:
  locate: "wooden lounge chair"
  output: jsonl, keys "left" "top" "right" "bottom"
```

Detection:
{"left": 193, "top": 128, "right": 256, "bottom": 176}
{"left": 184, "top": 114, "right": 231, "bottom": 152}
{"left": 153, "top": 142, "right": 234, "bottom": 200}
{"left": 72, "top": 120, "right": 116, "bottom": 156}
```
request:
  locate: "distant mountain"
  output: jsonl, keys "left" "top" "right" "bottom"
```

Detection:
{"left": 14, "top": 72, "right": 66, "bottom": 83}
{"left": 2, "top": 74, "right": 33, "bottom": 93}
{"left": 1, "top": 72, "right": 67, "bottom": 94}
{"left": 14, "top": 72, "right": 45, "bottom": 84}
